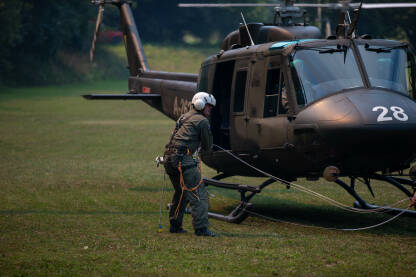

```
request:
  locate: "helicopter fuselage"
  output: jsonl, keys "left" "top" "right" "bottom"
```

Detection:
{"left": 193, "top": 38, "right": 416, "bottom": 180}
{"left": 87, "top": 1, "right": 416, "bottom": 181}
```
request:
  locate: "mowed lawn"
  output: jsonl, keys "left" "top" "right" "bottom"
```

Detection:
{"left": 1, "top": 64, "right": 416, "bottom": 275}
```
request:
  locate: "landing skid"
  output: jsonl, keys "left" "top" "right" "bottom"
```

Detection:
{"left": 335, "top": 173, "right": 416, "bottom": 217}
{"left": 204, "top": 175, "right": 277, "bottom": 223}
{"left": 204, "top": 173, "right": 416, "bottom": 224}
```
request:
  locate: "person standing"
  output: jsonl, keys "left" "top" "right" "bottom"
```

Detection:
{"left": 163, "top": 92, "right": 216, "bottom": 237}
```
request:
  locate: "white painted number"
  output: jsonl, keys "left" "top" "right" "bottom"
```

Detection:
{"left": 372, "top": 106, "right": 408, "bottom": 122}
{"left": 372, "top": 106, "right": 391, "bottom": 122}
{"left": 390, "top": 106, "right": 409, "bottom": 121}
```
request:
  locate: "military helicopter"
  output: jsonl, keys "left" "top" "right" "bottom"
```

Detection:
{"left": 84, "top": 0, "right": 416, "bottom": 223}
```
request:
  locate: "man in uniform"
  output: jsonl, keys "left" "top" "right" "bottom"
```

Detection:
{"left": 163, "top": 92, "right": 216, "bottom": 237}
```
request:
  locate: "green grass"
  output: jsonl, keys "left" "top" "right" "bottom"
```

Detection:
{"left": 1, "top": 79, "right": 416, "bottom": 275}
{"left": 105, "top": 43, "right": 217, "bottom": 74}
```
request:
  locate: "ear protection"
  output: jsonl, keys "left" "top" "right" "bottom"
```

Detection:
{"left": 193, "top": 97, "right": 206, "bottom": 111}
{"left": 192, "top": 92, "right": 216, "bottom": 111}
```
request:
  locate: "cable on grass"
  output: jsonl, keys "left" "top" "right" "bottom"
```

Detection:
{"left": 211, "top": 144, "right": 412, "bottom": 231}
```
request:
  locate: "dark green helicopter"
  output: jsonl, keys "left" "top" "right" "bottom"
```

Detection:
{"left": 85, "top": 0, "right": 416, "bottom": 223}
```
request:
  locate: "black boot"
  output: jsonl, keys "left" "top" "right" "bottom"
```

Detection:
{"left": 195, "top": 227, "right": 216, "bottom": 237}
{"left": 169, "top": 220, "right": 187, "bottom": 233}
{"left": 170, "top": 226, "right": 187, "bottom": 233}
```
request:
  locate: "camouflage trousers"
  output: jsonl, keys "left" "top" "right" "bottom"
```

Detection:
{"left": 164, "top": 154, "right": 209, "bottom": 230}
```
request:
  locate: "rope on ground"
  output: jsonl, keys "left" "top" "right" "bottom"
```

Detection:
{"left": 245, "top": 208, "right": 408, "bottom": 231}
{"left": 211, "top": 144, "right": 412, "bottom": 231}
{"left": 158, "top": 169, "right": 167, "bottom": 233}
{"left": 213, "top": 144, "right": 411, "bottom": 214}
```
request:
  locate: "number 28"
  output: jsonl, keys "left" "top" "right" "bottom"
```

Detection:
{"left": 372, "top": 106, "right": 408, "bottom": 122}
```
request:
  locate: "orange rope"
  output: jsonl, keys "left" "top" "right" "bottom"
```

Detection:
{"left": 173, "top": 159, "right": 203, "bottom": 219}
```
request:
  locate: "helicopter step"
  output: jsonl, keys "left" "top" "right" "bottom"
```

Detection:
{"left": 334, "top": 175, "right": 416, "bottom": 217}
{"left": 204, "top": 176, "right": 276, "bottom": 223}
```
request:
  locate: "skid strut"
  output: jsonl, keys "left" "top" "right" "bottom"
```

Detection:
{"left": 334, "top": 175, "right": 416, "bottom": 217}
{"left": 204, "top": 176, "right": 276, "bottom": 223}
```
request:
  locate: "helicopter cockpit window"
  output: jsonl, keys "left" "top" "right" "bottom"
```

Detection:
{"left": 358, "top": 44, "right": 410, "bottom": 95}
{"left": 291, "top": 45, "right": 363, "bottom": 105}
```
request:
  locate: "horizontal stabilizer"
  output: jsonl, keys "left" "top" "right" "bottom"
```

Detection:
{"left": 82, "top": 93, "right": 161, "bottom": 100}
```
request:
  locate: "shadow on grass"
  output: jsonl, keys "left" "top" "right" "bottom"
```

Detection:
{"left": 211, "top": 198, "right": 416, "bottom": 236}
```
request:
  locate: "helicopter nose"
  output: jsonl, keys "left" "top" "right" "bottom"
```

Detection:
{"left": 294, "top": 89, "right": 416, "bottom": 171}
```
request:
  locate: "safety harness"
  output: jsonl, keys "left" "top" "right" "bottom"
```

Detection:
{"left": 174, "top": 161, "right": 203, "bottom": 219}
{"left": 164, "top": 112, "right": 204, "bottom": 219}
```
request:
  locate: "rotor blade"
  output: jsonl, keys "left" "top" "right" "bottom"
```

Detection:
{"left": 90, "top": 4, "right": 104, "bottom": 63}
{"left": 295, "top": 3, "right": 344, "bottom": 8}
{"left": 83, "top": 93, "right": 161, "bottom": 100}
{"left": 297, "top": 3, "right": 416, "bottom": 10}
{"left": 178, "top": 2, "right": 416, "bottom": 9}
{"left": 178, "top": 3, "right": 278, "bottom": 7}
{"left": 361, "top": 3, "right": 416, "bottom": 9}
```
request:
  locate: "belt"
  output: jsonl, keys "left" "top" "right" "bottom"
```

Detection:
{"left": 170, "top": 145, "right": 193, "bottom": 156}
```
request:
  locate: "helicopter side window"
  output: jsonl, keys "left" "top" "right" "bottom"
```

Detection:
{"left": 233, "top": 70, "right": 247, "bottom": 112}
{"left": 263, "top": 68, "right": 280, "bottom": 117}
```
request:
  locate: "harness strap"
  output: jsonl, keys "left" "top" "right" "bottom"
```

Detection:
{"left": 165, "top": 112, "right": 199, "bottom": 151}
{"left": 173, "top": 159, "right": 203, "bottom": 219}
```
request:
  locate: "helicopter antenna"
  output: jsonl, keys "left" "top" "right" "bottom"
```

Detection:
{"left": 240, "top": 12, "right": 255, "bottom": 46}
{"left": 347, "top": 0, "right": 363, "bottom": 38}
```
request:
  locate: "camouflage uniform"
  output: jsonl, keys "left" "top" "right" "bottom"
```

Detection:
{"left": 164, "top": 108, "right": 213, "bottom": 232}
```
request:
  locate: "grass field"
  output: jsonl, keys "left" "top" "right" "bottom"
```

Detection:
{"left": 1, "top": 47, "right": 416, "bottom": 276}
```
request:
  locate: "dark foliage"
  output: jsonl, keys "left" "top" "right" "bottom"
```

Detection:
{"left": 1, "top": 0, "right": 416, "bottom": 86}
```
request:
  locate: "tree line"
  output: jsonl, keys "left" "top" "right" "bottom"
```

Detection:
{"left": 1, "top": 0, "right": 416, "bottom": 86}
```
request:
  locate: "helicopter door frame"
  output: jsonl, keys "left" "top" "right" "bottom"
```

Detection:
{"left": 210, "top": 60, "right": 236, "bottom": 150}
{"left": 230, "top": 59, "right": 250, "bottom": 151}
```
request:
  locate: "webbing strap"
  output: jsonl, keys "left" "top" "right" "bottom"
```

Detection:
{"left": 166, "top": 112, "right": 199, "bottom": 150}
{"left": 173, "top": 160, "right": 203, "bottom": 219}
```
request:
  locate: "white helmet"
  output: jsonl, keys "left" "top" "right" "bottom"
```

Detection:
{"left": 192, "top": 92, "right": 216, "bottom": 111}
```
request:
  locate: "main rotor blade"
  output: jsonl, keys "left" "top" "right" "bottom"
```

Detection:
{"left": 90, "top": 4, "right": 104, "bottom": 63}
{"left": 178, "top": 3, "right": 278, "bottom": 7}
{"left": 179, "top": 2, "right": 416, "bottom": 9}
{"left": 296, "top": 2, "right": 416, "bottom": 9}
{"left": 361, "top": 3, "right": 416, "bottom": 9}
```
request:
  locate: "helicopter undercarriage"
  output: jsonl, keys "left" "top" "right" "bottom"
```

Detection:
{"left": 204, "top": 173, "right": 416, "bottom": 224}
{"left": 336, "top": 174, "right": 416, "bottom": 216}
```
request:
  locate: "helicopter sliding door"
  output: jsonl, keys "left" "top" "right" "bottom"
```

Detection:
{"left": 230, "top": 59, "right": 250, "bottom": 151}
